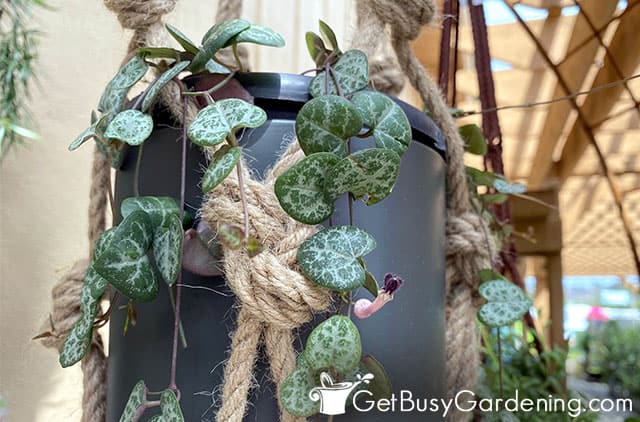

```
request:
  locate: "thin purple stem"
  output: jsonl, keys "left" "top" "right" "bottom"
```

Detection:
{"left": 169, "top": 92, "right": 188, "bottom": 393}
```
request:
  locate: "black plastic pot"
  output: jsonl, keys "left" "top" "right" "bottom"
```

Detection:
{"left": 107, "top": 73, "right": 446, "bottom": 421}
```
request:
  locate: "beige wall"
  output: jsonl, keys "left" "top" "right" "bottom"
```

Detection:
{"left": 0, "top": 1, "right": 356, "bottom": 420}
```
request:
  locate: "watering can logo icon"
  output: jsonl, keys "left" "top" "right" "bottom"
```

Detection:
{"left": 309, "top": 372, "right": 375, "bottom": 415}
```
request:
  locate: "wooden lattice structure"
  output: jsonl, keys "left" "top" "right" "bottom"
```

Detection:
{"left": 411, "top": 0, "right": 640, "bottom": 346}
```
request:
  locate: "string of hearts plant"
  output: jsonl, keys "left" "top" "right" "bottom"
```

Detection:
{"left": 58, "top": 18, "right": 410, "bottom": 420}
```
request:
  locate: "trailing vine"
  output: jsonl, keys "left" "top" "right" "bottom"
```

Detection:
{"left": 58, "top": 14, "right": 410, "bottom": 418}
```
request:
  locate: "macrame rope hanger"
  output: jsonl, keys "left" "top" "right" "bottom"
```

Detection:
{"left": 41, "top": 1, "right": 493, "bottom": 422}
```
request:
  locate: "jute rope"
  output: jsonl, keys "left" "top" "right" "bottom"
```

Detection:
{"left": 40, "top": 1, "right": 179, "bottom": 421}
{"left": 201, "top": 143, "right": 332, "bottom": 422}
{"left": 355, "top": 1, "right": 494, "bottom": 420}
{"left": 42, "top": 1, "right": 492, "bottom": 421}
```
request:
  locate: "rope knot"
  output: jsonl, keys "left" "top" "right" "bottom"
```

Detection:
{"left": 104, "top": 0, "right": 177, "bottom": 30}
{"left": 370, "top": 0, "right": 436, "bottom": 40}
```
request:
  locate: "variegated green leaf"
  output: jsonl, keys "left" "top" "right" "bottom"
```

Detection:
{"left": 94, "top": 210, "right": 159, "bottom": 302}
{"left": 188, "top": 99, "right": 266, "bottom": 146}
{"left": 191, "top": 19, "right": 251, "bottom": 72}
{"left": 201, "top": 146, "right": 242, "bottom": 192}
{"left": 119, "top": 380, "right": 146, "bottom": 422}
{"left": 104, "top": 110, "right": 154, "bottom": 146}
{"left": 351, "top": 91, "right": 411, "bottom": 155}
{"left": 68, "top": 113, "right": 111, "bottom": 151}
{"left": 305, "top": 316, "right": 362, "bottom": 373}
{"left": 121, "top": 196, "right": 180, "bottom": 228}
{"left": 477, "top": 280, "right": 532, "bottom": 327}
{"left": 295, "top": 95, "right": 362, "bottom": 157}
{"left": 98, "top": 55, "right": 148, "bottom": 114}
{"left": 226, "top": 24, "right": 285, "bottom": 47}
{"left": 152, "top": 214, "right": 183, "bottom": 285}
{"left": 165, "top": 23, "right": 199, "bottom": 54}
{"left": 59, "top": 311, "right": 94, "bottom": 368}
{"left": 297, "top": 225, "right": 376, "bottom": 291}
{"left": 309, "top": 50, "right": 368, "bottom": 97}
{"left": 59, "top": 229, "right": 115, "bottom": 367}
{"left": 159, "top": 389, "right": 184, "bottom": 422}
{"left": 324, "top": 148, "right": 400, "bottom": 205}
{"left": 142, "top": 61, "right": 190, "bottom": 113}
{"left": 217, "top": 224, "right": 243, "bottom": 250}
{"left": 274, "top": 152, "right": 340, "bottom": 224}
{"left": 280, "top": 356, "right": 320, "bottom": 417}
{"left": 137, "top": 47, "right": 182, "bottom": 60}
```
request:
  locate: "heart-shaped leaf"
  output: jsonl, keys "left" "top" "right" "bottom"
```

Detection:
{"left": 309, "top": 50, "right": 368, "bottom": 97}
{"left": 142, "top": 61, "right": 190, "bottom": 113}
{"left": 275, "top": 152, "right": 340, "bottom": 224}
{"left": 201, "top": 146, "right": 242, "bottom": 192}
{"left": 121, "top": 196, "right": 180, "bottom": 228}
{"left": 297, "top": 225, "right": 376, "bottom": 291}
{"left": 152, "top": 214, "right": 183, "bottom": 286}
{"left": 158, "top": 389, "right": 184, "bottom": 421}
{"left": 295, "top": 95, "right": 362, "bottom": 157}
{"left": 94, "top": 210, "right": 159, "bottom": 302}
{"left": 98, "top": 55, "right": 148, "bottom": 114}
{"left": 493, "top": 179, "right": 527, "bottom": 194}
{"left": 188, "top": 99, "right": 266, "bottom": 146}
{"left": 351, "top": 91, "right": 412, "bottom": 155}
{"left": 191, "top": 19, "right": 251, "bottom": 72}
{"left": 361, "top": 355, "right": 392, "bottom": 400}
{"left": 104, "top": 110, "right": 154, "bottom": 146}
{"left": 459, "top": 124, "right": 487, "bottom": 156}
{"left": 68, "top": 113, "right": 111, "bottom": 151}
{"left": 226, "top": 24, "right": 285, "bottom": 47}
{"left": 280, "top": 356, "right": 320, "bottom": 417}
{"left": 305, "top": 315, "right": 362, "bottom": 373}
{"left": 477, "top": 280, "right": 532, "bottom": 327}
{"left": 324, "top": 148, "right": 400, "bottom": 205}
{"left": 165, "top": 23, "right": 199, "bottom": 54}
{"left": 119, "top": 380, "right": 146, "bottom": 422}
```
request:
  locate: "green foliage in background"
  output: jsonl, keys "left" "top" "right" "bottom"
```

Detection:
{"left": 599, "top": 322, "right": 640, "bottom": 405}
{"left": 479, "top": 327, "right": 597, "bottom": 422}
{"left": 0, "top": 0, "right": 46, "bottom": 160}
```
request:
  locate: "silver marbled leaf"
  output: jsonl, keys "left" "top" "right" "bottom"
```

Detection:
{"left": 191, "top": 19, "right": 251, "bottom": 72}
{"left": 226, "top": 24, "right": 285, "bottom": 47}
{"left": 309, "top": 50, "right": 368, "bottom": 97}
{"left": 351, "top": 91, "right": 411, "bottom": 155}
{"left": 477, "top": 280, "right": 532, "bottom": 327}
{"left": 297, "top": 225, "right": 376, "bottom": 292}
{"left": 201, "top": 146, "right": 242, "bottom": 193}
{"left": 188, "top": 99, "right": 266, "bottom": 146}
{"left": 324, "top": 148, "right": 400, "bottom": 205}
{"left": 274, "top": 152, "right": 340, "bottom": 224}
{"left": 119, "top": 380, "right": 146, "bottom": 422}
{"left": 295, "top": 95, "right": 362, "bottom": 157}
{"left": 304, "top": 315, "right": 362, "bottom": 373}
{"left": 142, "top": 61, "right": 190, "bottom": 113}
{"left": 104, "top": 110, "right": 154, "bottom": 146}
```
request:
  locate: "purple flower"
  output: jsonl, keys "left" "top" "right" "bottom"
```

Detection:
{"left": 382, "top": 273, "right": 403, "bottom": 295}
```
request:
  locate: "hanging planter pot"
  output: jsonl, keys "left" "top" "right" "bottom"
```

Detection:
{"left": 106, "top": 71, "right": 446, "bottom": 421}
{"left": 41, "top": 0, "right": 501, "bottom": 419}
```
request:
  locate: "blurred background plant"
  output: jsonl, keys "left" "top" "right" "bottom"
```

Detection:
{"left": 0, "top": 0, "right": 46, "bottom": 161}
{"left": 479, "top": 324, "right": 598, "bottom": 422}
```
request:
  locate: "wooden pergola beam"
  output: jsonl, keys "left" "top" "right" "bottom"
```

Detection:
{"left": 556, "top": 1, "right": 640, "bottom": 180}
{"left": 527, "top": 0, "right": 619, "bottom": 189}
